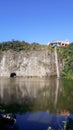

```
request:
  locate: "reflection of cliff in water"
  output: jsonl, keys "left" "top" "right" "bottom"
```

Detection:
{"left": 0, "top": 77, "right": 62, "bottom": 112}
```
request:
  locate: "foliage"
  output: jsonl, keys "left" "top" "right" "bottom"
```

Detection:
{"left": 0, "top": 103, "right": 34, "bottom": 114}
{"left": 57, "top": 43, "right": 73, "bottom": 79}
{"left": 0, "top": 40, "right": 48, "bottom": 51}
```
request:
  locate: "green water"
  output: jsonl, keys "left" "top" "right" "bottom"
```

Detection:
{"left": 0, "top": 77, "right": 73, "bottom": 114}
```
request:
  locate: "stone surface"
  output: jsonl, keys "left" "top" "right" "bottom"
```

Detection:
{"left": 0, "top": 50, "right": 56, "bottom": 77}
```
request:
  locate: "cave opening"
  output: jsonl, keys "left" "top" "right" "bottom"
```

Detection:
{"left": 10, "top": 72, "right": 16, "bottom": 77}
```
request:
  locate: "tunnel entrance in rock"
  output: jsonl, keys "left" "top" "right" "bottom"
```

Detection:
{"left": 10, "top": 72, "right": 16, "bottom": 77}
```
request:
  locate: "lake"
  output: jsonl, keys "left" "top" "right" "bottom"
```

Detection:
{"left": 0, "top": 77, "right": 73, "bottom": 114}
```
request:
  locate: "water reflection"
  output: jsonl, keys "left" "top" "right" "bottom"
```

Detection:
{"left": 0, "top": 77, "right": 50, "bottom": 104}
{"left": 0, "top": 77, "right": 73, "bottom": 113}
{"left": 55, "top": 78, "right": 60, "bottom": 107}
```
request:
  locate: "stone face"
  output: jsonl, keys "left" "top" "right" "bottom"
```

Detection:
{"left": 0, "top": 50, "right": 56, "bottom": 77}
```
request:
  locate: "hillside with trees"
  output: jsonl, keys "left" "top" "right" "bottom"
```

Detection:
{"left": 0, "top": 40, "right": 47, "bottom": 51}
{"left": 58, "top": 43, "right": 73, "bottom": 79}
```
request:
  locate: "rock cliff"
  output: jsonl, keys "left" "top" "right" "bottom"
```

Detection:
{"left": 0, "top": 50, "right": 57, "bottom": 77}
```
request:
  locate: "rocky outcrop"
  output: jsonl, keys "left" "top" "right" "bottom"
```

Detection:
{"left": 0, "top": 50, "right": 57, "bottom": 77}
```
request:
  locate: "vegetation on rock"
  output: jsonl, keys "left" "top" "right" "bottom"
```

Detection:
{"left": 0, "top": 40, "right": 48, "bottom": 51}
{"left": 57, "top": 43, "right": 73, "bottom": 79}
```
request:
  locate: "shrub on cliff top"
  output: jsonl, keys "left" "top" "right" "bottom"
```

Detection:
{"left": 0, "top": 40, "right": 48, "bottom": 51}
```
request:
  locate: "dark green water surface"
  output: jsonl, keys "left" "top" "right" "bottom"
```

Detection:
{"left": 0, "top": 77, "right": 73, "bottom": 114}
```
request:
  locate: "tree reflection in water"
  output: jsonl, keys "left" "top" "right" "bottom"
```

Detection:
{"left": 0, "top": 77, "right": 73, "bottom": 113}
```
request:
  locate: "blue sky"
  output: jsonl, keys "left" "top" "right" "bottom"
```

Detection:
{"left": 0, "top": 0, "right": 73, "bottom": 44}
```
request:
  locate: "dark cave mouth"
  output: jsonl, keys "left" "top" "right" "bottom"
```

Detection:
{"left": 10, "top": 72, "right": 16, "bottom": 77}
